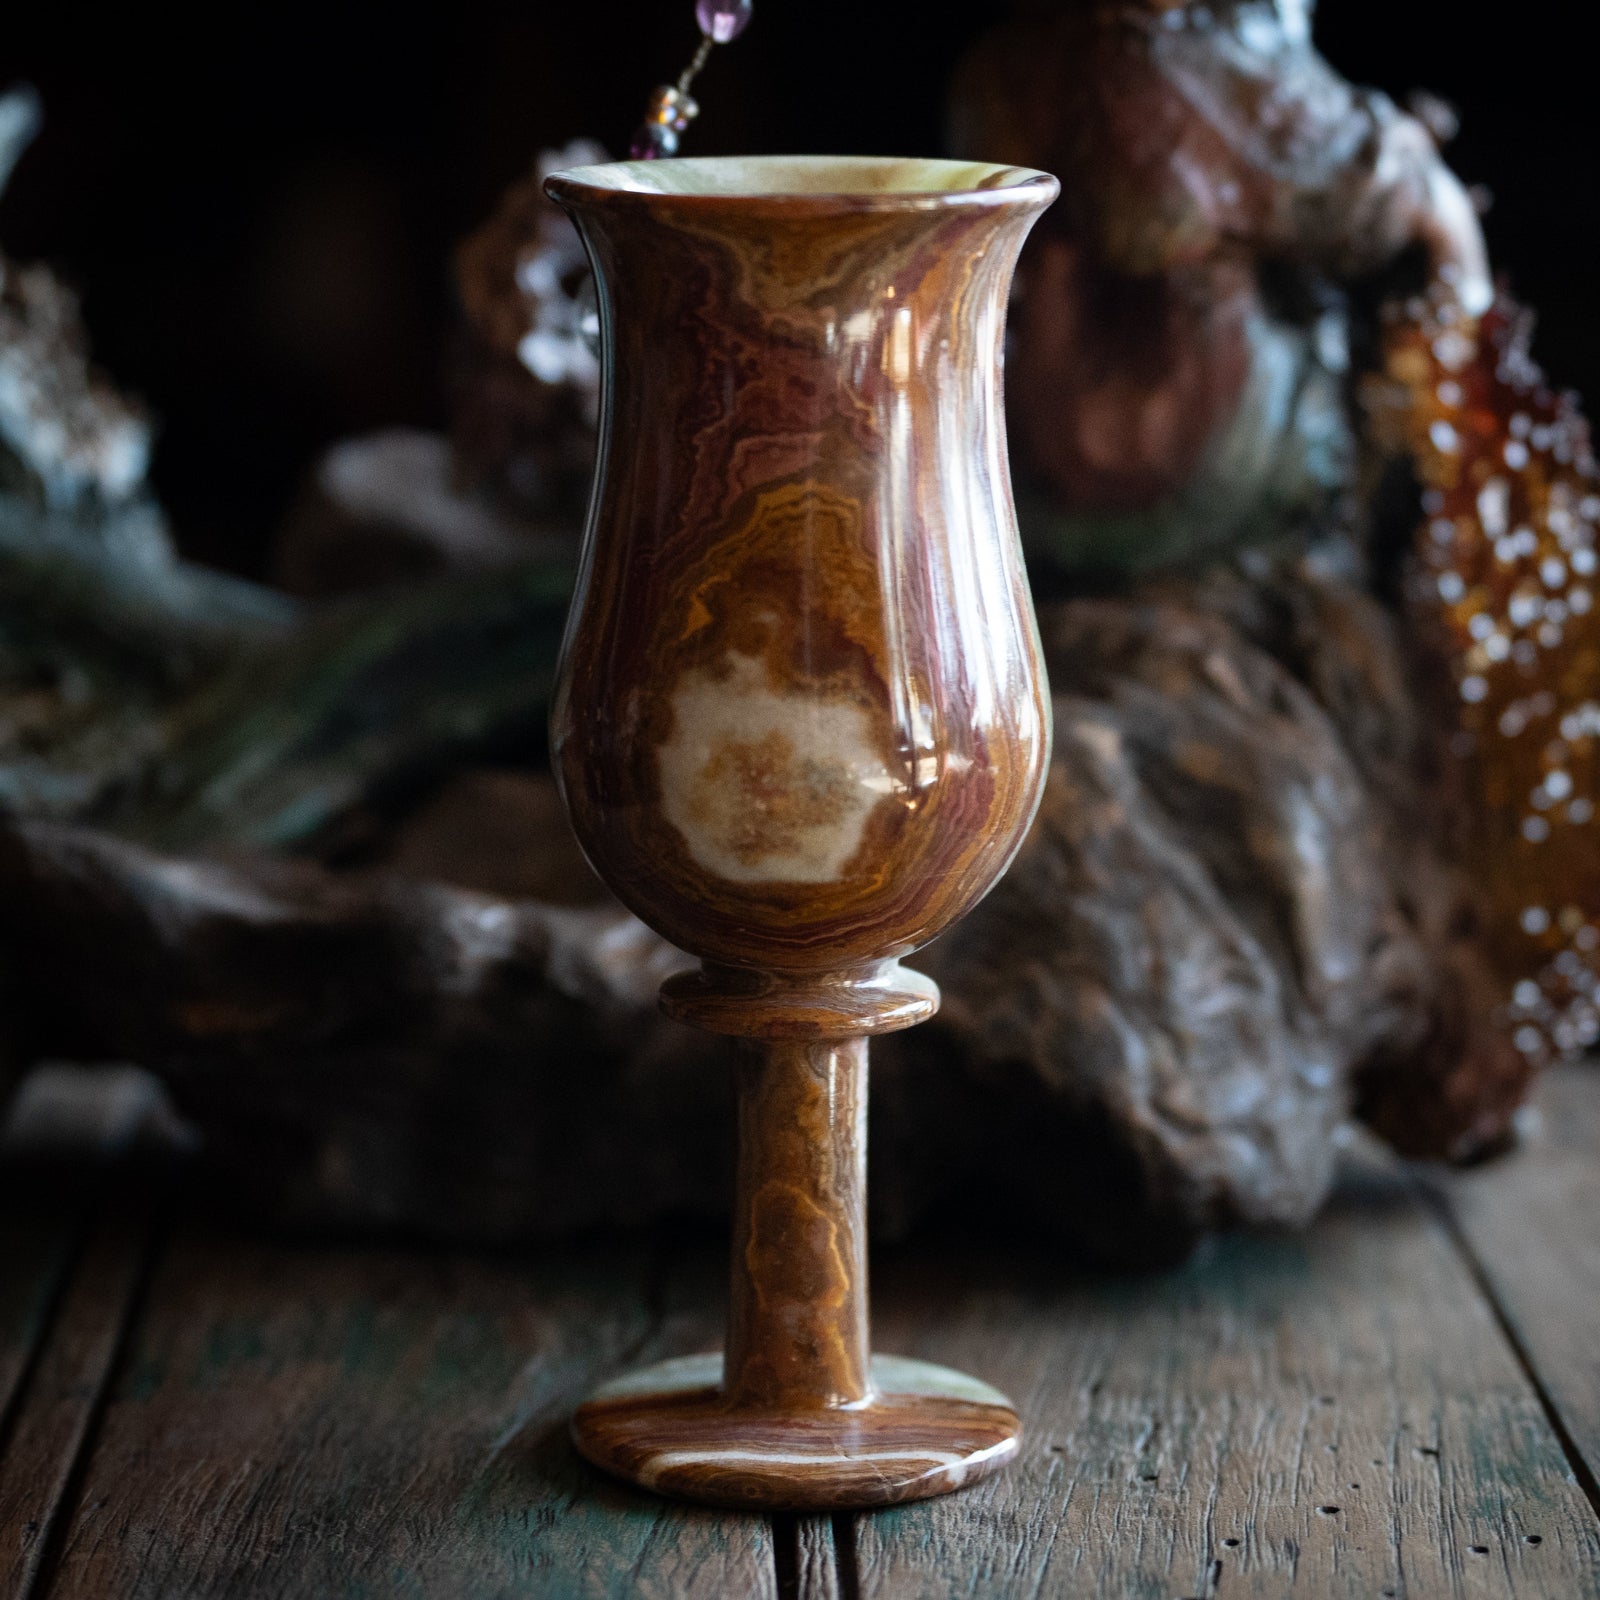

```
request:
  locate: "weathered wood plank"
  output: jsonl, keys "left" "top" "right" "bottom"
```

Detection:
{"left": 2, "top": 1068, "right": 160, "bottom": 1437}
{"left": 0, "top": 1183, "right": 83, "bottom": 1455}
{"left": 1, "top": 1067, "right": 171, "bottom": 1600}
{"left": 39, "top": 1234, "right": 776, "bottom": 1600}
{"left": 1440, "top": 1066, "right": 1600, "bottom": 1496}
{"left": 850, "top": 1151, "right": 1600, "bottom": 1598}
{"left": 0, "top": 1205, "right": 155, "bottom": 1600}
{"left": 775, "top": 1515, "right": 842, "bottom": 1600}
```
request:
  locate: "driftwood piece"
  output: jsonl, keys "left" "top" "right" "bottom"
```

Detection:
{"left": 1, "top": 548, "right": 569, "bottom": 852}
{"left": 0, "top": 78, "right": 1535, "bottom": 1263}
{"left": 0, "top": 88, "right": 301, "bottom": 821}
{"left": 0, "top": 101, "right": 573, "bottom": 852}
{"left": 0, "top": 813, "right": 722, "bottom": 1240}
{"left": 910, "top": 571, "right": 1522, "bottom": 1259}
{"left": 272, "top": 429, "right": 576, "bottom": 598}
{"left": 91, "top": 560, "right": 571, "bottom": 854}
{"left": 0, "top": 560, "right": 1527, "bottom": 1261}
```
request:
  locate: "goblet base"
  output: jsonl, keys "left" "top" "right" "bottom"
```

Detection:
{"left": 571, "top": 1352, "right": 1021, "bottom": 1511}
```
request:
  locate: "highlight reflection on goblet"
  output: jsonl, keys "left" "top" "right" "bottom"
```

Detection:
{"left": 546, "top": 154, "right": 1057, "bottom": 1511}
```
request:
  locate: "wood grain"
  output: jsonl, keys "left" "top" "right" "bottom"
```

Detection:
{"left": 1, "top": 1070, "right": 170, "bottom": 1600}
{"left": 0, "top": 1205, "right": 155, "bottom": 1600}
{"left": 9, "top": 1071, "right": 1600, "bottom": 1596}
{"left": 781, "top": 1515, "right": 842, "bottom": 1600}
{"left": 848, "top": 1148, "right": 1600, "bottom": 1598}
{"left": 1439, "top": 1067, "right": 1600, "bottom": 1495}
{"left": 0, "top": 1184, "right": 83, "bottom": 1463}
{"left": 37, "top": 1233, "right": 776, "bottom": 1600}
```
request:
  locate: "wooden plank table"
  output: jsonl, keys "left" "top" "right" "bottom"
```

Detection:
{"left": 2, "top": 1068, "right": 1599, "bottom": 1599}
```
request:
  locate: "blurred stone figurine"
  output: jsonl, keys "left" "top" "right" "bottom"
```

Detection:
{"left": 949, "top": 0, "right": 1488, "bottom": 575}
{"left": 0, "top": 0, "right": 1592, "bottom": 1270}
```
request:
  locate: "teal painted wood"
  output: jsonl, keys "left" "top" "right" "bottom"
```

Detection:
{"left": 1441, "top": 1067, "right": 1600, "bottom": 1494}
{"left": 40, "top": 1235, "right": 776, "bottom": 1600}
{"left": 11, "top": 1072, "right": 1600, "bottom": 1598}
{"left": 848, "top": 1149, "right": 1600, "bottom": 1599}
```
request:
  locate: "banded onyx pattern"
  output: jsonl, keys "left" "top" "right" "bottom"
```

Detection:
{"left": 546, "top": 156, "right": 1056, "bottom": 1510}
{"left": 573, "top": 1352, "right": 1022, "bottom": 1512}
{"left": 545, "top": 156, "right": 1055, "bottom": 980}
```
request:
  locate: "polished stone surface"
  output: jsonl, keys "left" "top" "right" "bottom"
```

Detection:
{"left": 573, "top": 1353, "right": 1022, "bottom": 1511}
{"left": 546, "top": 155, "right": 1055, "bottom": 1511}
{"left": 544, "top": 155, "right": 1056, "bottom": 980}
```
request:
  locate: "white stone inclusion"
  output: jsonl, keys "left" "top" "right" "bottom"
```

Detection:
{"left": 656, "top": 652, "right": 894, "bottom": 885}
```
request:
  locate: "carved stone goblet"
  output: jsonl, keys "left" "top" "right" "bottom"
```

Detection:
{"left": 545, "top": 155, "right": 1057, "bottom": 1511}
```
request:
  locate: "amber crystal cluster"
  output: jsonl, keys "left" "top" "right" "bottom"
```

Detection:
{"left": 1380, "top": 288, "right": 1600, "bottom": 1066}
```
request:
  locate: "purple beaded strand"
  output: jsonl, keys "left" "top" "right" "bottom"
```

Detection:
{"left": 695, "top": 0, "right": 752, "bottom": 45}
{"left": 628, "top": 0, "right": 752, "bottom": 161}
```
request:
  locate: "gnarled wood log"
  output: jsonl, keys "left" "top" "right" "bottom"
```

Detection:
{"left": 0, "top": 560, "right": 1526, "bottom": 1263}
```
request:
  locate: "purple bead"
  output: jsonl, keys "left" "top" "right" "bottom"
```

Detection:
{"left": 629, "top": 122, "right": 679, "bottom": 161}
{"left": 695, "top": 0, "right": 751, "bottom": 44}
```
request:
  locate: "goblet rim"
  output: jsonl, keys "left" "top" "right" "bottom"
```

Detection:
{"left": 544, "top": 154, "right": 1058, "bottom": 215}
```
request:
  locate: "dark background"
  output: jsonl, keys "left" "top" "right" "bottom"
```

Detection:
{"left": 1, "top": 2, "right": 1592, "bottom": 577}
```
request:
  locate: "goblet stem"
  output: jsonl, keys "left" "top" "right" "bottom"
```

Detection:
{"left": 570, "top": 1015, "right": 1024, "bottom": 1510}
{"left": 725, "top": 1037, "right": 871, "bottom": 1411}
